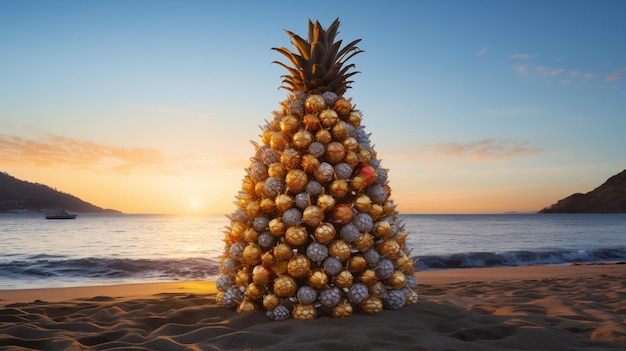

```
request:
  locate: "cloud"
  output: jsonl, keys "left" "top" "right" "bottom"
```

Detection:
{"left": 0, "top": 132, "right": 173, "bottom": 174}
{"left": 513, "top": 64, "right": 530, "bottom": 76}
{"left": 584, "top": 72, "right": 597, "bottom": 79}
{"left": 606, "top": 68, "right": 626, "bottom": 81}
{"left": 508, "top": 54, "right": 537, "bottom": 59}
{"left": 394, "top": 138, "right": 543, "bottom": 164}
{"left": 549, "top": 68, "right": 564, "bottom": 76}
{"left": 476, "top": 48, "right": 489, "bottom": 57}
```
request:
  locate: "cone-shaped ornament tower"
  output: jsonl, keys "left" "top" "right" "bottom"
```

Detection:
{"left": 216, "top": 18, "right": 417, "bottom": 320}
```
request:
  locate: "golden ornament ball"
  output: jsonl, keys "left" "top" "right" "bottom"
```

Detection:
{"left": 319, "top": 108, "right": 339, "bottom": 128}
{"left": 281, "top": 148, "right": 301, "bottom": 170}
{"left": 245, "top": 202, "right": 261, "bottom": 220}
{"left": 244, "top": 227, "right": 259, "bottom": 243}
{"left": 359, "top": 296, "right": 383, "bottom": 315}
{"left": 373, "top": 220, "right": 392, "bottom": 239}
{"left": 236, "top": 270, "right": 251, "bottom": 287}
{"left": 252, "top": 265, "right": 273, "bottom": 286}
{"left": 242, "top": 243, "right": 262, "bottom": 265}
{"left": 396, "top": 253, "right": 415, "bottom": 275}
{"left": 329, "top": 240, "right": 352, "bottom": 262}
{"left": 292, "top": 304, "right": 317, "bottom": 320}
{"left": 356, "top": 148, "right": 372, "bottom": 164}
{"left": 359, "top": 269, "right": 378, "bottom": 286}
{"left": 347, "top": 111, "right": 361, "bottom": 128}
{"left": 237, "top": 297, "right": 257, "bottom": 314}
{"left": 241, "top": 176, "right": 255, "bottom": 195}
{"left": 230, "top": 222, "right": 247, "bottom": 240}
{"left": 268, "top": 162, "right": 286, "bottom": 179}
{"left": 314, "top": 222, "right": 336, "bottom": 244}
{"left": 280, "top": 114, "right": 300, "bottom": 134}
{"left": 315, "top": 129, "right": 332, "bottom": 144}
{"left": 342, "top": 136, "right": 358, "bottom": 152}
{"left": 350, "top": 175, "right": 366, "bottom": 192}
{"left": 273, "top": 242, "right": 293, "bottom": 261}
{"left": 275, "top": 193, "right": 294, "bottom": 212}
{"left": 245, "top": 282, "right": 264, "bottom": 300}
{"left": 368, "top": 204, "right": 384, "bottom": 221}
{"left": 270, "top": 131, "right": 287, "bottom": 149}
{"left": 271, "top": 260, "right": 288, "bottom": 274}
{"left": 263, "top": 293, "right": 280, "bottom": 311}
{"left": 386, "top": 270, "right": 407, "bottom": 290}
{"left": 331, "top": 121, "right": 347, "bottom": 141}
{"left": 348, "top": 255, "right": 367, "bottom": 273}
{"left": 333, "top": 98, "right": 352, "bottom": 117}
{"left": 353, "top": 232, "right": 374, "bottom": 252}
{"left": 237, "top": 191, "right": 253, "bottom": 207}
{"left": 302, "top": 205, "right": 324, "bottom": 227}
{"left": 334, "top": 270, "right": 354, "bottom": 289}
{"left": 343, "top": 150, "right": 359, "bottom": 167}
{"left": 261, "top": 128, "right": 273, "bottom": 146}
{"left": 285, "top": 169, "right": 308, "bottom": 193}
{"left": 254, "top": 180, "right": 266, "bottom": 197}
{"left": 330, "top": 179, "right": 350, "bottom": 199}
{"left": 287, "top": 254, "right": 311, "bottom": 278}
{"left": 293, "top": 129, "right": 314, "bottom": 149}
{"left": 260, "top": 198, "right": 276, "bottom": 213}
{"left": 273, "top": 275, "right": 297, "bottom": 297}
{"left": 317, "top": 194, "right": 336, "bottom": 212}
{"left": 261, "top": 252, "right": 275, "bottom": 267}
{"left": 382, "top": 200, "right": 395, "bottom": 216}
{"left": 216, "top": 291, "right": 224, "bottom": 305}
{"left": 355, "top": 194, "right": 372, "bottom": 213}
{"left": 268, "top": 217, "right": 286, "bottom": 237}
{"left": 305, "top": 94, "right": 327, "bottom": 113}
{"left": 325, "top": 141, "right": 346, "bottom": 164}
{"left": 376, "top": 238, "right": 401, "bottom": 260}
{"left": 331, "top": 299, "right": 353, "bottom": 318}
{"left": 330, "top": 203, "right": 353, "bottom": 225}
{"left": 285, "top": 225, "right": 309, "bottom": 247}
{"left": 308, "top": 268, "right": 329, "bottom": 289}
{"left": 301, "top": 154, "right": 320, "bottom": 174}
{"left": 303, "top": 113, "right": 321, "bottom": 131}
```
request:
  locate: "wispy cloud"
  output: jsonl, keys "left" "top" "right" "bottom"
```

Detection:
{"left": 513, "top": 64, "right": 530, "bottom": 76}
{"left": 508, "top": 53, "right": 537, "bottom": 60}
{"left": 476, "top": 48, "right": 489, "bottom": 57}
{"left": 584, "top": 72, "right": 597, "bottom": 79}
{"left": 606, "top": 67, "right": 626, "bottom": 81}
{"left": 0, "top": 132, "right": 173, "bottom": 174}
{"left": 394, "top": 138, "right": 543, "bottom": 164}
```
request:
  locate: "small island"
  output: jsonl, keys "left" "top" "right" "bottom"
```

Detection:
{"left": 539, "top": 170, "right": 626, "bottom": 213}
{"left": 0, "top": 172, "right": 121, "bottom": 214}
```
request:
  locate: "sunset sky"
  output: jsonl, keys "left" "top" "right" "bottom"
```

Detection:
{"left": 1, "top": 1, "right": 625, "bottom": 214}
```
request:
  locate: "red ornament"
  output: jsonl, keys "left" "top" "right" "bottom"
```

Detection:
{"left": 358, "top": 165, "right": 378, "bottom": 186}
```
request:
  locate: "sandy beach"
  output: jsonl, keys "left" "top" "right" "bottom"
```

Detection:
{"left": 1, "top": 264, "right": 625, "bottom": 350}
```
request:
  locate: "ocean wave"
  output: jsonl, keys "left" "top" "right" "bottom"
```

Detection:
{"left": 0, "top": 257, "right": 221, "bottom": 281}
{"left": 415, "top": 247, "right": 626, "bottom": 270}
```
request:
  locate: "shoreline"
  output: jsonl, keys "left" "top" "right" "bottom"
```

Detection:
{"left": 1, "top": 263, "right": 623, "bottom": 306}
{"left": 1, "top": 263, "right": 625, "bottom": 350}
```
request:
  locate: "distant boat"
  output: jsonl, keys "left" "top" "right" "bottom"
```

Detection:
{"left": 45, "top": 209, "right": 77, "bottom": 219}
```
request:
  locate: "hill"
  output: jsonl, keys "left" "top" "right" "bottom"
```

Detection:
{"left": 539, "top": 170, "right": 626, "bottom": 213}
{"left": 0, "top": 172, "right": 121, "bottom": 213}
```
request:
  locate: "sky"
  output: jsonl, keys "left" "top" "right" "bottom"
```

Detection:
{"left": 1, "top": 0, "right": 625, "bottom": 215}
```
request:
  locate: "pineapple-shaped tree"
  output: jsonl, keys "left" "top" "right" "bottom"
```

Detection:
{"left": 216, "top": 18, "right": 417, "bottom": 320}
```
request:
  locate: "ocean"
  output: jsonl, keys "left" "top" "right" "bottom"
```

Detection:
{"left": 1, "top": 213, "right": 625, "bottom": 290}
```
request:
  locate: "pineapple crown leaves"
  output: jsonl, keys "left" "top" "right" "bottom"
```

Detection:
{"left": 272, "top": 18, "right": 364, "bottom": 96}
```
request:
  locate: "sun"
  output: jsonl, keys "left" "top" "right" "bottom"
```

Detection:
{"left": 188, "top": 199, "right": 203, "bottom": 211}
